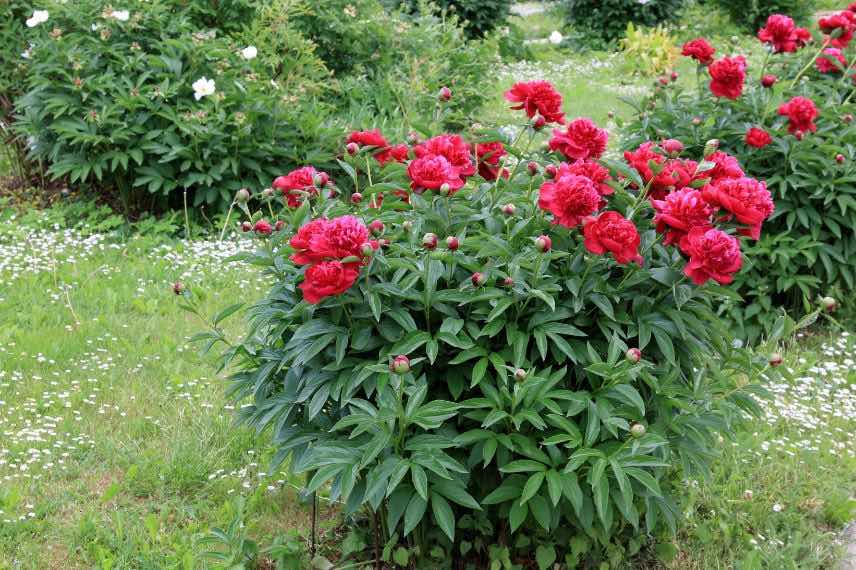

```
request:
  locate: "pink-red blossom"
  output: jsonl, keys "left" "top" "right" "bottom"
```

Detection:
{"left": 682, "top": 228, "right": 743, "bottom": 285}
{"left": 504, "top": 80, "right": 566, "bottom": 124}
{"left": 582, "top": 211, "right": 643, "bottom": 265}
{"left": 548, "top": 118, "right": 608, "bottom": 161}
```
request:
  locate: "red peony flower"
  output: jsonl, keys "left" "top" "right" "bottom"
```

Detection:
{"left": 702, "top": 177, "right": 774, "bottom": 239}
{"left": 819, "top": 12, "right": 855, "bottom": 49}
{"left": 556, "top": 160, "right": 614, "bottom": 198}
{"left": 681, "top": 38, "right": 716, "bottom": 65}
{"left": 709, "top": 56, "right": 747, "bottom": 99}
{"left": 582, "top": 211, "right": 643, "bottom": 265}
{"left": 538, "top": 173, "right": 601, "bottom": 228}
{"left": 347, "top": 130, "right": 409, "bottom": 166}
{"left": 623, "top": 142, "right": 664, "bottom": 185}
{"left": 475, "top": 141, "right": 509, "bottom": 181}
{"left": 682, "top": 227, "right": 742, "bottom": 285}
{"left": 757, "top": 14, "right": 811, "bottom": 53}
{"left": 548, "top": 118, "right": 608, "bottom": 161}
{"left": 504, "top": 80, "right": 566, "bottom": 124}
{"left": 816, "top": 48, "right": 847, "bottom": 73}
{"left": 745, "top": 127, "right": 773, "bottom": 148}
{"left": 299, "top": 260, "right": 361, "bottom": 304}
{"left": 660, "top": 138, "right": 684, "bottom": 156}
{"left": 414, "top": 134, "right": 476, "bottom": 178}
{"left": 407, "top": 154, "right": 465, "bottom": 192}
{"left": 650, "top": 158, "right": 698, "bottom": 200}
{"left": 289, "top": 216, "right": 370, "bottom": 265}
{"left": 376, "top": 144, "right": 409, "bottom": 166}
{"left": 273, "top": 166, "right": 325, "bottom": 208}
{"left": 652, "top": 188, "right": 714, "bottom": 251}
{"left": 778, "top": 96, "right": 819, "bottom": 134}
{"left": 705, "top": 151, "right": 745, "bottom": 183}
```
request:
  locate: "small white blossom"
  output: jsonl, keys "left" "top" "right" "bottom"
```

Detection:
{"left": 549, "top": 31, "right": 563, "bottom": 45}
{"left": 26, "top": 10, "right": 49, "bottom": 28}
{"left": 192, "top": 77, "right": 216, "bottom": 101}
{"left": 772, "top": 503, "right": 783, "bottom": 512}
{"left": 111, "top": 10, "right": 130, "bottom": 21}
{"left": 240, "top": 46, "right": 257, "bottom": 60}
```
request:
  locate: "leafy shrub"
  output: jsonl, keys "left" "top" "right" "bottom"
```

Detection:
{"left": 709, "top": 0, "right": 816, "bottom": 32}
{"left": 14, "top": 0, "right": 335, "bottom": 213}
{"left": 0, "top": 0, "right": 37, "bottom": 177}
{"left": 620, "top": 23, "right": 680, "bottom": 76}
{"left": 164, "top": 0, "right": 260, "bottom": 35}
{"left": 394, "top": 0, "right": 513, "bottom": 38}
{"left": 194, "top": 86, "right": 776, "bottom": 566}
{"left": 622, "top": 18, "right": 854, "bottom": 340}
{"left": 564, "top": 0, "right": 685, "bottom": 46}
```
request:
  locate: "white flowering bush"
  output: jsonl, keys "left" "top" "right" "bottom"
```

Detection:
{"left": 14, "top": 0, "right": 335, "bottom": 212}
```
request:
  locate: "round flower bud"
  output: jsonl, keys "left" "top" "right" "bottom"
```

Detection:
{"left": 313, "top": 172, "right": 329, "bottom": 187}
{"left": 359, "top": 243, "right": 375, "bottom": 258}
{"left": 844, "top": 114, "right": 854, "bottom": 124}
{"left": 514, "top": 368, "right": 527, "bottom": 381}
{"left": 235, "top": 188, "right": 250, "bottom": 203}
{"left": 533, "top": 115, "right": 547, "bottom": 130}
{"left": 445, "top": 236, "right": 459, "bottom": 251}
{"left": 241, "top": 221, "right": 252, "bottom": 233}
{"left": 471, "top": 272, "right": 486, "bottom": 287}
{"left": 836, "top": 153, "right": 845, "bottom": 164}
{"left": 607, "top": 111, "right": 615, "bottom": 119}
{"left": 670, "top": 71, "right": 679, "bottom": 82}
{"left": 253, "top": 219, "right": 273, "bottom": 235}
{"left": 501, "top": 277, "right": 514, "bottom": 287}
{"left": 527, "top": 161, "right": 539, "bottom": 176}
{"left": 692, "top": 117, "right": 702, "bottom": 126}
{"left": 390, "top": 355, "right": 411, "bottom": 374}
{"left": 422, "top": 233, "right": 438, "bottom": 250}
{"left": 703, "top": 139, "right": 719, "bottom": 157}
{"left": 351, "top": 192, "right": 363, "bottom": 204}
{"left": 658, "top": 76, "right": 669, "bottom": 86}
{"left": 379, "top": 238, "right": 391, "bottom": 249}
{"left": 407, "top": 131, "right": 420, "bottom": 145}
{"left": 821, "top": 296, "right": 838, "bottom": 312}
{"left": 743, "top": 489, "right": 754, "bottom": 500}
{"left": 761, "top": 74, "right": 777, "bottom": 88}
{"left": 274, "top": 220, "right": 285, "bottom": 232}
{"left": 630, "top": 423, "right": 646, "bottom": 438}
{"left": 369, "top": 220, "right": 385, "bottom": 236}
{"left": 626, "top": 348, "right": 642, "bottom": 363}
{"left": 795, "top": 130, "right": 804, "bottom": 141}
{"left": 768, "top": 352, "right": 783, "bottom": 367}
{"left": 402, "top": 220, "right": 413, "bottom": 231}
{"left": 438, "top": 86, "right": 452, "bottom": 101}
{"left": 262, "top": 187, "right": 274, "bottom": 198}
{"left": 439, "top": 183, "right": 451, "bottom": 196}
{"left": 346, "top": 142, "right": 359, "bottom": 156}
{"left": 534, "top": 235, "right": 552, "bottom": 253}
{"left": 545, "top": 164, "right": 558, "bottom": 179}
{"left": 502, "top": 203, "right": 516, "bottom": 216}
{"left": 172, "top": 281, "right": 184, "bottom": 296}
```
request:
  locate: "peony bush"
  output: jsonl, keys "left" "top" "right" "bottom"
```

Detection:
{"left": 623, "top": 7, "right": 856, "bottom": 341}
{"left": 197, "top": 84, "right": 776, "bottom": 566}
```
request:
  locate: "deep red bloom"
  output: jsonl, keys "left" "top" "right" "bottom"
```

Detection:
{"left": 702, "top": 178, "right": 774, "bottom": 240}
{"left": 757, "top": 14, "right": 810, "bottom": 53}
{"left": 476, "top": 141, "right": 509, "bottom": 181}
{"left": 682, "top": 228, "right": 742, "bottom": 285}
{"left": 347, "top": 129, "right": 387, "bottom": 149}
{"left": 556, "top": 160, "right": 614, "bottom": 198}
{"left": 623, "top": 142, "right": 664, "bottom": 185}
{"left": 414, "top": 134, "right": 476, "bottom": 178}
{"left": 650, "top": 158, "right": 698, "bottom": 200}
{"left": 745, "top": 127, "right": 773, "bottom": 148}
{"left": 582, "top": 211, "right": 643, "bottom": 265}
{"left": 709, "top": 56, "right": 747, "bottom": 99}
{"left": 272, "top": 166, "right": 325, "bottom": 208}
{"left": 253, "top": 219, "right": 273, "bottom": 235}
{"left": 705, "top": 151, "right": 745, "bottom": 183}
{"left": 376, "top": 144, "right": 409, "bottom": 166}
{"left": 407, "top": 154, "right": 465, "bottom": 192}
{"left": 504, "top": 81, "right": 566, "bottom": 124}
{"left": 538, "top": 173, "right": 601, "bottom": 228}
{"left": 299, "top": 260, "right": 360, "bottom": 304}
{"left": 817, "top": 48, "right": 847, "bottom": 73}
{"left": 819, "top": 12, "right": 855, "bottom": 49}
{"left": 289, "top": 216, "right": 370, "bottom": 265}
{"left": 681, "top": 38, "right": 716, "bottom": 65}
{"left": 778, "top": 96, "right": 819, "bottom": 134}
{"left": 652, "top": 188, "right": 714, "bottom": 251}
{"left": 548, "top": 118, "right": 608, "bottom": 161}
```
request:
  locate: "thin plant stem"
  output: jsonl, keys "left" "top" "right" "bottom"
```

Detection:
{"left": 789, "top": 38, "right": 830, "bottom": 91}
{"left": 182, "top": 189, "right": 191, "bottom": 239}
{"left": 219, "top": 202, "right": 235, "bottom": 242}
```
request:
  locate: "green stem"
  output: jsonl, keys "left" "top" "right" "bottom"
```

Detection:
{"left": 789, "top": 38, "right": 830, "bottom": 91}
{"left": 182, "top": 189, "right": 191, "bottom": 239}
{"left": 218, "top": 202, "right": 235, "bottom": 242}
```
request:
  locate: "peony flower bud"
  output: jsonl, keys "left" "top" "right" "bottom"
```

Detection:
{"left": 692, "top": 117, "right": 702, "bottom": 126}
{"left": 514, "top": 368, "right": 527, "bottom": 381}
{"left": 660, "top": 139, "right": 683, "bottom": 156}
{"left": 422, "top": 233, "right": 438, "bottom": 250}
{"left": 743, "top": 490, "right": 754, "bottom": 500}
{"left": 658, "top": 76, "right": 669, "bottom": 86}
{"left": 630, "top": 423, "right": 646, "bottom": 438}
{"left": 402, "top": 220, "right": 413, "bottom": 231}
{"left": 836, "top": 154, "right": 845, "bottom": 164}
{"left": 274, "top": 220, "right": 285, "bottom": 232}
{"left": 844, "top": 114, "right": 854, "bottom": 124}
{"left": 761, "top": 74, "right": 777, "bottom": 88}
{"left": 545, "top": 164, "right": 558, "bottom": 179}
{"left": 626, "top": 348, "right": 642, "bottom": 363}
{"left": 407, "top": 131, "right": 420, "bottom": 145}
{"left": 471, "top": 272, "right": 486, "bottom": 287}
{"left": 821, "top": 296, "right": 838, "bottom": 312}
{"left": 360, "top": 242, "right": 375, "bottom": 257}
{"left": 235, "top": 188, "right": 250, "bottom": 203}
{"left": 607, "top": 111, "right": 615, "bottom": 119}
{"left": 533, "top": 116, "right": 547, "bottom": 130}
{"left": 253, "top": 219, "right": 272, "bottom": 235}
{"left": 262, "top": 187, "right": 274, "bottom": 198}
{"left": 439, "top": 183, "right": 451, "bottom": 196}
{"left": 241, "top": 221, "right": 252, "bottom": 232}
{"left": 527, "top": 161, "right": 539, "bottom": 176}
{"left": 346, "top": 142, "right": 359, "bottom": 155}
{"left": 351, "top": 192, "right": 363, "bottom": 204}
{"left": 768, "top": 352, "right": 783, "bottom": 367}
{"left": 670, "top": 71, "right": 679, "bottom": 82}
{"left": 369, "top": 220, "right": 385, "bottom": 236}
{"left": 390, "top": 355, "right": 411, "bottom": 374}
{"left": 703, "top": 139, "right": 719, "bottom": 157}
{"left": 445, "top": 236, "right": 459, "bottom": 251}
{"left": 502, "top": 203, "right": 516, "bottom": 216}
{"left": 534, "top": 235, "right": 552, "bottom": 253}
{"left": 794, "top": 130, "right": 804, "bottom": 141}
{"left": 172, "top": 281, "right": 184, "bottom": 295}
{"left": 438, "top": 86, "right": 452, "bottom": 101}
{"left": 313, "top": 172, "right": 329, "bottom": 187}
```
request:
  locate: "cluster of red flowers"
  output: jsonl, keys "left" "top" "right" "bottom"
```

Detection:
{"left": 347, "top": 129, "right": 409, "bottom": 167}
{"left": 816, "top": 48, "right": 848, "bottom": 74}
{"left": 272, "top": 166, "right": 331, "bottom": 208}
{"left": 504, "top": 80, "right": 565, "bottom": 125}
{"left": 708, "top": 55, "right": 747, "bottom": 100}
{"left": 756, "top": 14, "right": 811, "bottom": 53}
{"left": 289, "top": 216, "right": 375, "bottom": 304}
{"left": 819, "top": 10, "right": 856, "bottom": 49}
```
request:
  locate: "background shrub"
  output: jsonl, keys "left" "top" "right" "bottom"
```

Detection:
{"left": 393, "top": 0, "right": 513, "bottom": 38}
{"left": 707, "top": 0, "right": 816, "bottom": 32}
{"left": 619, "top": 24, "right": 680, "bottom": 76}
{"left": 164, "top": 0, "right": 260, "bottom": 35}
{"left": 564, "top": 0, "right": 685, "bottom": 46}
{"left": 14, "top": 0, "right": 335, "bottom": 213}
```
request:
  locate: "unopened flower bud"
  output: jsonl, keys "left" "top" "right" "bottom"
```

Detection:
{"left": 761, "top": 74, "right": 777, "bottom": 88}
{"left": 658, "top": 76, "right": 669, "bottom": 86}
{"left": 844, "top": 114, "right": 854, "bottom": 124}
{"left": 502, "top": 203, "right": 516, "bottom": 216}
{"left": 471, "top": 272, "right": 486, "bottom": 287}
{"left": 390, "top": 355, "right": 411, "bottom": 374}
{"left": 501, "top": 277, "right": 514, "bottom": 287}
{"left": 660, "top": 138, "right": 683, "bottom": 156}
{"left": 346, "top": 142, "right": 359, "bottom": 155}
{"left": 445, "top": 236, "right": 459, "bottom": 251}
{"left": 743, "top": 489, "right": 754, "bottom": 500}
{"left": 630, "top": 423, "right": 646, "bottom": 438}
{"left": 795, "top": 130, "right": 804, "bottom": 141}
{"left": 626, "top": 348, "right": 642, "bottom": 363}
{"left": 253, "top": 219, "right": 272, "bottom": 235}
{"left": 527, "top": 161, "right": 539, "bottom": 176}
{"left": 262, "top": 187, "right": 274, "bottom": 198}
{"left": 703, "top": 139, "right": 719, "bottom": 157}
{"left": 407, "top": 131, "right": 420, "bottom": 145}
{"left": 545, "top": 164, "right": 558, "bottom": 179}
{"left": 514, "top": 368, "right": 527, "bottom": 381}
{"left": 402, "top": 220, "right": 413, "bottom": 231}
{"left": 821, "top": 296, "right": 838, "bottom": 312}
{"left": 607, "top": 111, "right": 615, "bottom": 119}
{"left": 172, "top": 281, "right": 184, "bottom": 295}
{"left": 241, "top": 221, "right": 252, "bottom": 232}
{"left": 313, "top": 172, "right": 329, "bottom": 187}
{"left": 692, "top": 117, "right": 702, "bottom": 126}
{"left": 369, "top": 220, "right": 385, "bottom": 236}
{"left": 533, "top": 116, "right": 547, "bottom": 130}
{"left": 670, "top": 71, "right": 678, "bottom": 82}
{"left": 836, "top": 153, "right": 845, "bottom": 164}
{"left": 534, "top": 235, "right": 551, "bottom": 252}
{"left": 438, "top": 86, "right": 452, "bottom": 101}
{"left": 274, "top": 220, "right": 285, "bottom": 232}
{"left": 768, "top": 352, "right": 783, "bottom": 367}
{"left": 422, "top": 233, "right": 438, "bottom": 250}
{"left": 439, "top": 183, "right": 451, "bottom": 196}
{"left": 351, "top": 192, "right": 363, "bottom": 204}
{"left": 360, "top": 242, "right": 375, "bottom": 257}
{"left": 235, "top": 188, "right": 250, "bottom": 203}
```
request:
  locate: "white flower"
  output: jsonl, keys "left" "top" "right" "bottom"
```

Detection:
{"left": 111, "top": 10, "right": 130, "bottom": 21}
{"left": 240, "top": 46, "right": 257, "bottom": 60}
{"left": 549, "top": 31, "right": 563, "bottom": 45}
{"left": 772, "top": 503, "right": 783, "bottom": 512}
{"left": 26, "top": 10, "right": 49, "bottom": 28}
{"left": 192, "top": 77, "right": 216, "bottom": 101}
